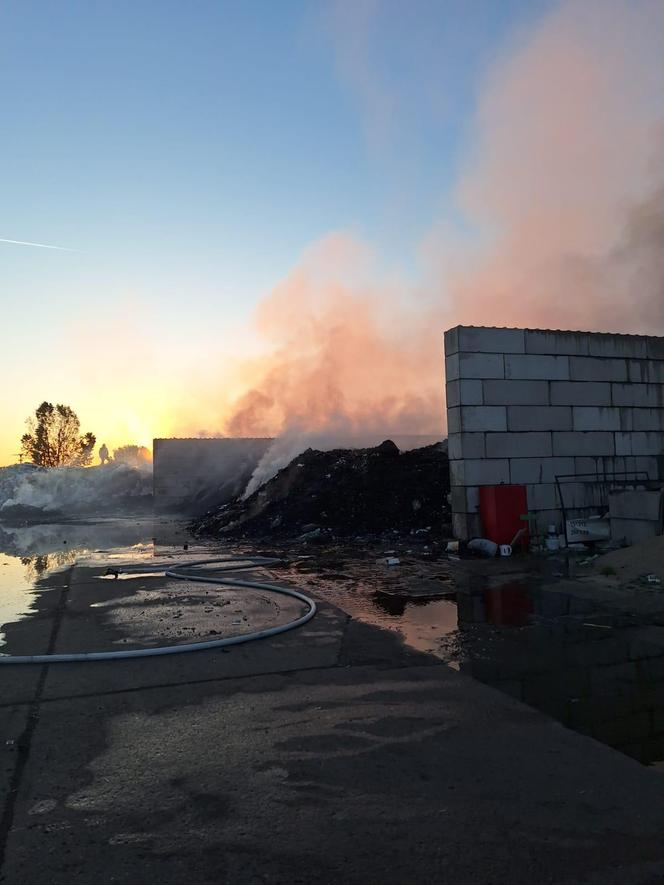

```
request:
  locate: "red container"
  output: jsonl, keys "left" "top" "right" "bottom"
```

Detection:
{"left": 479, "top": 485, "right": 529, "bottom": 547}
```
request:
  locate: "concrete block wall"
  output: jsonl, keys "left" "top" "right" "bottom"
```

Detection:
{"left": 445, "top": 327, "right": 664, "bottom": 539}
{"left": 153, "top": 438, "right": 273, "bottom": 514}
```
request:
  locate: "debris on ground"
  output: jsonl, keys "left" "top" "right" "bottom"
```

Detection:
{"left": 590, "top": 535, "right": 664, "bottom": 585}
{"left": 192, "top": 440, "right": 451, "bottom": 541}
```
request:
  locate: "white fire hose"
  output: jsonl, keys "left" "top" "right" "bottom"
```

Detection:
{"left": 0, "top": 556, "right": 316, "bottom": 664}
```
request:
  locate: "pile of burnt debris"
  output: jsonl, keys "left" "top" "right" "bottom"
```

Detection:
{"left": 191, "top": 440, "right": 451, "bottom": 542}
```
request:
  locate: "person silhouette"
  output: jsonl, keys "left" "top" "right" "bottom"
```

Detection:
{"left": 99, "top": 443, "right": 109, "bottom": 465}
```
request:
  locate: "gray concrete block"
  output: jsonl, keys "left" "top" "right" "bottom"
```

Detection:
{"left": 483, "top": 379, "right": 549, "bottom": 405}
{"left": 450, "top": 458, "right": 511, "bottom": 486}
{"left": 573, "top": 455, "right": 617, "bottom": 477}
{"left": 485, "top": 432, "right": 552, "bottom": 458}
{"left": 447, "top": 432, "right": 486, "bottom": 460}
{"left": 526, "top": 483, "right": 560, "bottom": 510}
{"left": 444, "top": 326, "right": 460, "bottom": 356}
{"left": 610, "top": 518, "right": 661, "bottom": 546}
{"left": 612, "top": 383, "right": 664, "bottom": 408}
{"left": 569, "top": 356, "right": 628, "bottom": 382}
{"left": 588, "top": 333, "right": 648, "bottom": 359}
{"left": 508, "top": 405, "right": 572, "bottom": 432}
{"left": 446, "top": 379, "right": 483, "bottom": 408}
{"left": 449, "top": 405, "right": 507, "bottom": 433}
{"left": 452, "top": 510, "right": 482, "bottom": 540}
{"left": 509, "top": 457, "right": 574, "bottom": 484}
{"left": 448, "top": 351, "right": 506, "bottom": 381}
{"left": 559, "top": 481, "right": 611, "bottom": 509}
{"left": 445, "top": 352, "right": 460, "bottom": 381}
{"left": 553, "top": 431, "right": 615, "bottom": 457}
{"left": 451, "top": 485, "right": 480, "bottom": 514}
{"left": 646, "top": 337, "right": 664, "bottom": 360}
{"left": 505, "top": 354, "right": 569, "bottom": 380}
{"left": 633, "top": 409, "right": 664, "bottom": 431}
{"left": 628, "top": 360, "right": 664, "bottom": 384}
{"left": 550, "top": 381, "right": 611, "bottom": 406}
{"left": 455, "top": 326, "right": 526, "bottom": 354}
{"left": 524, "top": 329, "right": 590, "bottom": 356}
{"left": 609, "top": 489, "right": 663, "bottom": 522}
{"left": 635, "top": 456, "right": 662, "bottom": 481}
{"left": 615, "top": 432, "right": 664, "bottom": 457}
{"left": 572, "top": 407, "right": 622, "bottom": 431}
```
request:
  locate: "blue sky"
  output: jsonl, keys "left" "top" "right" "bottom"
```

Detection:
{"left": 0, "top": 0, "right": 553, "bottom": 461}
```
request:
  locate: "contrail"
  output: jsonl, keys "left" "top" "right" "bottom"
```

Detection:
{"left": 0, "top": 236, "right": 79, "bottom": 252}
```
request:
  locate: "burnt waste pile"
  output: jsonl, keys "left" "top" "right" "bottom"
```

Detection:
{"left": 192, "top": 440, "right": 450, "bottom": 541}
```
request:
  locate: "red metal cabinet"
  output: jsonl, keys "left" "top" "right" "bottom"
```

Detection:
{"left": 479, "top": 485, "right": 529, "bottom": 547}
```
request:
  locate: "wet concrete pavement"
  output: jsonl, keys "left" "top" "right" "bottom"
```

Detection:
{"left": 5, "top": 560, "right": 664, "bottom": 882}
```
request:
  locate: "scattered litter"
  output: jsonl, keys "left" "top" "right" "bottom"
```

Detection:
{"left": 645, "top": 574, "right": 662, "bottom": 585}
{"left": 382, "top": 557, "right": 401, "bottom": 567}
{"left": 446, "top": 540, "right": 459, "bottom": 553}
{"left": 499, "top": 544, "right": 512, "bottom": 557}
{"left": 467, "top": 538, "right": 498, "bottom": 558}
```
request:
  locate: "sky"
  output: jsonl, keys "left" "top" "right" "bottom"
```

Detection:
{"left": 1, "top": 0, "right": 662, "bottom": 466}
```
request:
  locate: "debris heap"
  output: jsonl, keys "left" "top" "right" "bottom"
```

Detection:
{"left": 192, "top": 440, "right": 450, "bottom": 540}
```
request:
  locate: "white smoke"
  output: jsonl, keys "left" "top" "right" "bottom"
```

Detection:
{"left": 0, "top": 463, "right": 152, "bottom": 517}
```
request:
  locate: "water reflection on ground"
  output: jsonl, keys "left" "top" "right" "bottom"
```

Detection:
{"left": 450, "top": 579, "right": 664, "bottom": 765}
{"left": 0, "top": 517, "right": 194, "bottom": 643}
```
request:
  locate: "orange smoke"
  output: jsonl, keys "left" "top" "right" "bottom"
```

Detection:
{"left": 225, "top": 0, "right": 664, "bottom": 458}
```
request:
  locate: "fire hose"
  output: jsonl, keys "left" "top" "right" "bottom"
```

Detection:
{"left": 0, "top": 556, "right": 316, "bottom": 664}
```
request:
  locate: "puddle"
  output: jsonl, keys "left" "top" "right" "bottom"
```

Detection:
{"left": 448, "top": 580, "right": 664, "bottom": 766}
{"left": 0, "top": 517, "right": 196, "bottom": 643}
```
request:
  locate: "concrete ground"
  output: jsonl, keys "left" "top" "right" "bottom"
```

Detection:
{"left": 4, "top": 562, "right": 664, "bottom": 883}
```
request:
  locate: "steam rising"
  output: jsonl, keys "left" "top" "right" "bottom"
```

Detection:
{"left": 0, "top": 463, "right": 152, "bottom": 518}
{"left": 225, "top": 0, "right": 664, "bottom": 490}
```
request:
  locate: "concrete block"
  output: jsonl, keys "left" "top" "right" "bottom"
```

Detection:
{"left": 444, "top": 326, "right": 460, "bottom": 356}
{"left": 447, "top": 432, "right": 485, "bottom": 460}
{"left": 485, "top": 432, "right": 552, "bottom": 458}
{"left": 550, "top": 381, "right": 611, "bottom": 406}
{"left": 610, "top": 518, "right": 662, "bottom": 546}
{"left": 455, "top": 326, "right": 526, "bottom": 354}
{"left": 615, "top": 432, "right": 664, "bottom": 457}
{"left": 635, "top": 456, "right": 662, "bottom": 481}
{"left": 505, "top": 354, "right": 569, "bottom": 380}
{"left": 588, "top": 333, "right": 648, "bottom": 359}
{"left": 559, "top": 481, "right": 610, "bottom": 509}
{"left": 445, "top": 352, "right": 460, "bottom": 381}
{"left": 447, "top": 351, "right": 505, "bottom": 381}
{"left": 483, "top": 379, "right": 549, "bottom": 406}
{"left": 525, "top": 329, "right": 590, "bottom": 356}
{"left": 569, "top": 357, "right": 628, "bottom": 382}
{"left": 573, "top": 456, "right": 616, "bottom": 477}
{"left": 452, "top": 510, "right": 482, "bottom": 540}
{"left": 553, "top": 431, "right": 615, "bottom": 457}
{"left": 508, "top": 405, "right": 572, "bottom": 432}
{"left": 446, "top": 379, "right": 483, "bottom": 408}
{"left": 633, "top": 409, "right": 664, "bottom": 432}
{"left": 612, "top": 383, "right": 664, "bottom": 408}
{"left": 451, "top": 485, "right": 480, "bottom": 514}
{"left": 509, "top": 457, "right": 574, "bottom": 484}
{"left": 646, "top": 337, "right": 664, "bottom": 360}
{"left": 572, "top": 407, "right": 622, "bottom": 431}
{"left": 448, "top": 405, "right": 507, "bottom": 433}
{"left": 450, "top": 458, "right": 511, "bottom": 486}
{"left": 628, "top": 360, "right": 664, "bottom": 384}
{"left": 609, "top": 489, "right": 663, "bottom": 522}
{"left": 526, "top": 483, "right": 560, "bottom": 510}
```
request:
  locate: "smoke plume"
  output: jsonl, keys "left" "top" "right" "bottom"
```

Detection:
{"left": 226, "top": 0, "right": 664, "bottom": 489}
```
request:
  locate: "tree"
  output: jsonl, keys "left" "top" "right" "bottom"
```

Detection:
{"left": 113, "top": 444, "right": 152, "bottom": 467}
{"left": 20, "top": 402, "right": 97, "bottom": 467}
